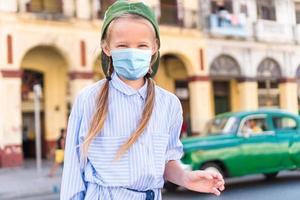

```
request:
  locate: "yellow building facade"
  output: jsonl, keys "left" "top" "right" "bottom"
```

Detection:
{"left": 0, "top": 0, "right": 209, "bottom": 167}
{"left": 1, "top": 0, "right": 300, "bottom": 167}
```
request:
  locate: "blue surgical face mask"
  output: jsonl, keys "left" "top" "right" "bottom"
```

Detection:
{"left": 111, "top": 48, "right": 152, "bottom": 80}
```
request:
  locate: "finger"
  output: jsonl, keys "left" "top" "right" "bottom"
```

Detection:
{"left": 216, "top": 181, "right": 225, "bottom": 191}
{"left": 219, "top": 184, "right": 225, "bottom": 191}
{"left": 197, "top": 171, "right": 213, "bottom": 180}
{"left": 211, "top": 172, "right": 223, "bottom": 180}
{"left": 216, "top": 180, "right": 223, "bottom": 187}
{"left": 216, "top": 177, "right": 225, "bottom": 186}
{"left": 211, "top": 187, "right": 221, "bottom": 196}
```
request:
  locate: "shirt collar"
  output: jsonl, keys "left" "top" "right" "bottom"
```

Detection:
{"left": 110, "top": 71, "right": 148, "bottom": 100}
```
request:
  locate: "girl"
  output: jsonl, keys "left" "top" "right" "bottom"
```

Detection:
{"left": 61, "top": 1, "right": 225, "bottom": 200}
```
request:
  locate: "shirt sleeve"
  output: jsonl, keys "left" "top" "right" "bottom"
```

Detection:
{"left": 165, "top": 98, "right": 184, "bottom": 162}
{"left": 60, "top": 93, "right": 86, "bottom": 200}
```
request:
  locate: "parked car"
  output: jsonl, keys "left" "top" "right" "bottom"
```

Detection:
{"left": 164, "top": 109, "right": 300, "bottom": 191}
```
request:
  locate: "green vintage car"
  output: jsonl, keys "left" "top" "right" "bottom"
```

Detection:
{"left": 165, "top": 109, "right": 300, "bottom": 191}
{"left": 182, "top": 109, "right": 300, "bottom": 178}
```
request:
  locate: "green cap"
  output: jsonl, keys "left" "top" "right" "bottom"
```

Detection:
{"left": 101, "top": 0, "right": 160, "bottom": 78}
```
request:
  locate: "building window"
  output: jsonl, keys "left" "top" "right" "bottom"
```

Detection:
{"left": 257, "top": 0, "right": 276, "bottom": 21}
{"left": 26, "top": 0, "right": 63, "bottom": 13}
{"left": 258, "top": 80, "right": 280, "bottom": 108}
{"left": 211, "top": 0, "right": 233, "bottom": 14}
{"left": 97, "top": 0, "right": 115, "bottom": 19}
{"left": 257, "top": 58, "right": 281, "bottom": 108}
{"left": 160, "top": 0, "right": 179, "bottom": 25}
{"left": 22, "top": 70, "right": 44, "bottom": 101}
{"left": 240, "top": 4, "right": 248, "bottom": 17}
{"left": 295, "top": 3, "right": 300, "bottom": 24}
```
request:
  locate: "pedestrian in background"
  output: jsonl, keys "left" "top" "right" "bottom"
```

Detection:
{"left": 48, "top": 128, "right": 66, "bottom": 177}
{"left": 61, "top": 1, "right": 225, "bottom": 199}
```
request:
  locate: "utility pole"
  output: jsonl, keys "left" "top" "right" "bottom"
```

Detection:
{"left": 33, "top": 84, "right": 42, "bottom": 175}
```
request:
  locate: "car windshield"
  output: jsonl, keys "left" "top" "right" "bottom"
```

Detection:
{"left": 204, "top": 116, "right": 238, "bottom": 135}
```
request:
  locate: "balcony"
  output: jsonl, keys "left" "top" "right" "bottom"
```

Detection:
{"left": 208, "top": 14, "right": 249, "bottom": 38}
{"left": 295, "top": 24, "right": 300, "bottom": 44}
{"left": 254, "top": 20, "right": 294, "bottom": 43}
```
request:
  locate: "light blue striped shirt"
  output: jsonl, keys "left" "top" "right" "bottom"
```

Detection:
{"left": 60, "top": 72, "right": 183, "bottom": 200}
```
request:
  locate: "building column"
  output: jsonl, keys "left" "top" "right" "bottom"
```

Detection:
{"left": 0, "top": 0, "right": 18, "bottom": 12}
{"left": 0, "top": 69, "right": 23, "bottom": 168}
{"left": 279, "top": 78, "right": 298, "bottom": 114}
{"left": 230, "top": 79, "right": 240, "bottom": 112}
{"left": 63, "top": 0, "right": 75, "bottom": 17}
{"left": 188, "top": 76, "right": 214, "bottom": 135}
{"left": 69, "top": 71, "right": 94, "bottom": 104}
{"left": 238, "top": 79, "right": 258, "bottom": 111}
{"left": 76, "top": 0, "right": 92, "bottom": 20}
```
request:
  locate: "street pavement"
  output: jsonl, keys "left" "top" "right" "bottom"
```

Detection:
{"left": 0, "top": 160, "right": 299, "bottom": 200}
{"left": 0, "top": 159, "right": 61, "bottom": 200}
{"left": 164, "top": 171, "right": 300, "bottom": 200}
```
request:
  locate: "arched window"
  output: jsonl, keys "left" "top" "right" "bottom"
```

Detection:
{"left": 210, "top": 55, "right": 241, "bottom": 78}
{"left": 257, "top": 58, "right": 281, "bottom": 80}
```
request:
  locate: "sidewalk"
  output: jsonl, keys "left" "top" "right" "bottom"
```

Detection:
{"left": 0, "top": 159, "right": 61, "bottom": 200}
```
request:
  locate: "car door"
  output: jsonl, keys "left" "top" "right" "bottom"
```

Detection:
{"left": 272, "top": 114, "right": 300, "bottom": 168}
{"left": 237, "top": 114, "right": 282, "bottom": 175}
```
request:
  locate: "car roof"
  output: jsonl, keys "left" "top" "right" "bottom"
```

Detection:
{"left": 215, "top": 109, "right": 299, "bottom": 119}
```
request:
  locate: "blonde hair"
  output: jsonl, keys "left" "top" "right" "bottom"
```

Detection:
{"left": 82, "top": 14, "right": 159, "bottom": 161}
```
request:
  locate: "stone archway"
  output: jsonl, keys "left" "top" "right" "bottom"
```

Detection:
{"left": 257, "top": 58, "right": 281, "bottom": 108}
{"left": 156, "top": 54, "right": 191, "bottom": 137}
{"left": 20, "top": 45, "right": 68, "bottom": 159}
{"left": 210, "top": 55, "right": 241, "bottom": 114}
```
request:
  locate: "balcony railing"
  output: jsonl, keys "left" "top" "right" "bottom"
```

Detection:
{"left": 208, "top": 14, "right": 249, "bottom": 37}
{"left": 254, "top": 20, "right": 294, "bottom": 43}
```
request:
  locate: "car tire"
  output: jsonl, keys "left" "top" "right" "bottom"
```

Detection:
{"left": 264, "top": 172, "right": 278, "bottom": 180}
{"left": 201, "top": 162, "right": 225, "bottom": 177}
{"left": 164, "top": 182, "right": 178, "bottom": 192}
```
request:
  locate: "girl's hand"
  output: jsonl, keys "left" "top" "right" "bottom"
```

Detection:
{"left": 182, "top": 170, "right": 225, "bottom": 196}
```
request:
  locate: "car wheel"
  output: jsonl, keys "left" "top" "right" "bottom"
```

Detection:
{"left": 164, "top": 182, "right": 178, "bottom": 192}
{"left": 201, "top": 162, "right": 225, "bottom": 177}
{"left": 264, "top": 172, "right": 278, "bottom": 180}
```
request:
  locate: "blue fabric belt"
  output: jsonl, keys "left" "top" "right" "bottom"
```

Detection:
{"left": 126, "top": 188, "right": 155, "bottom": 200}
